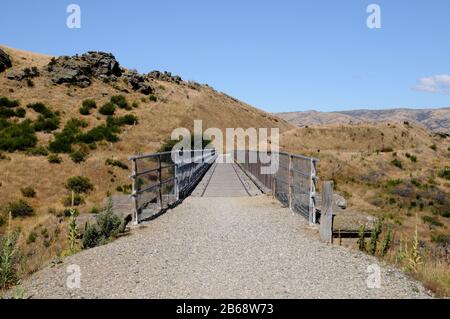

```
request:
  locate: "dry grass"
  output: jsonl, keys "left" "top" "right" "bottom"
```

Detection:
{"left": 0, "top": 46, "right": 293, "bottom": 277}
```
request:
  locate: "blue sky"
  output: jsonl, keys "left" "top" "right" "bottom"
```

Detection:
{"left": 1, "top": 0, "right": 449, "bottom": 112}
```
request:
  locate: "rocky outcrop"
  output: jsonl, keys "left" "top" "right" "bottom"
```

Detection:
{"left": 7, "top": 67, "right": 40, "bottom": 81}
{"left": 0, "top": 48, "right": 12, "bottom": 73}
{"left": 46, "top": 52, "right": 155, "bottom": 94}
{"left": 148, "top": 70, "right": 182, "bottom": 84}
{"left": 123, "top": 71, "right": 153, "bottom": 95}
{"left": 47, "top": 52, "right": 122, "bottom": 87}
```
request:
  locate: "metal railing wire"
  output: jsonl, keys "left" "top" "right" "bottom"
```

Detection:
{"left": 129, "top": 149, "right": 217, "bottom": 223}
{"left": 234, "top": 150, "right": 319, "bottom": 224}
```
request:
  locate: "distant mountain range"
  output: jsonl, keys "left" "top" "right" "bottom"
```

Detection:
{"left": 278, "top": 107, "right": 450, "bottom": 134}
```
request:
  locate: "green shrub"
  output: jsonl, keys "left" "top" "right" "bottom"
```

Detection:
{"left": 0, "top": 219, "right": 20, "bottom": 289}
{"left": 15, "top": 108, "right": 26, "bottom": 118}
{"left": 430, "top": 144, "right": 437, "bottom": 151}
{"left": 0, "top": 120, "right": 38, "bottom": 152}
{"left": 90, "top": 207, "right": 100, "bottom": 214}
{"left": 48, "top": 154, "right": 63, "bottom": 164}
{"left": 110, "top": 95, "right": 129, "bottom": 109}
{"left": 26, "top": 146, "right": 49, "bottom": 156}
{"left": 77, "top": 124, "right": 120, "bottom": 144}
{"left": 96, "top": 197, "right": 122, "bottom": 239}
{"left": 158, "top": 134, "right": 212, "bottom": 153}
{"left": 431, "top": 234, "right": 450, "bottom": 245}
{"left": 21, "top": 186, "right": 36, "bottom": 198}
{"left": 438, "top": 168, "right": 450, "bottom": 180}
{"left": 82, "top": 224, "right": 101, "bottom": 249}
{"left": 422, "top": 215, "right": 444, "bottom": 227}
{"left": 6, "top": 200, "right": 35, "bottom": 218}
{"left": 79, "top": 99, "right": 97, "bottom": 115}
{"left": 27, "top": 231, "right": 38, "bottom": 245}
{"left": 149, "top": 94, "right": 157, "bottom": 102}
{"left": 49, "top": 134, "right": 74, "bottom": 153}
{"left": 99, "top": 102, "right": 116, "bottom": 115}
{"left": 65, "top": 176, "right": 94, "bottom": 194}
{"left": 132, "top": 101, "right": 139, "bottom": 108}
{"left": 70, "top": 149, "right": 88, "bottom": 163}
{"left": 105, "top": 158, "right": 129, "bottom": 170}
{"left": 82, "top": 99, "right": 96, "bottom": 109}
{"left": 391, "top": 159, "right": 403, "bottom": 169}
{"left": 0, "top": 97, "right": 20, "bottom": 108}
{"left": 33, "top": 115, "right": 60, "bottom": 132}
{"left": 380, "top": 147, "right": 394, "bottom": 153}
{"left": 27, "top": 102, "right": 55, "bottom": 118}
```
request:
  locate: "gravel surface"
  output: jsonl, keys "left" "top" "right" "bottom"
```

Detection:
{"left": 17, "top": 195, "right": 431, "bottom": 299}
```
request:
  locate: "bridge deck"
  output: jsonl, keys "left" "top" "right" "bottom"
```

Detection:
{"left": 192, "top": 162, "right": 262, "bottom": 197}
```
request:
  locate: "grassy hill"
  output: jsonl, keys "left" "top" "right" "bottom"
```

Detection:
{"left": 279, "top": 108, "right": 450, "bottom": 134}
{"left": 0, "top": 46, "right": 292, "bottom": 277}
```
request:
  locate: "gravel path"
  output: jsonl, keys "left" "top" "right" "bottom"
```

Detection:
{"left": 17, "top": 195, "right": 431, "bottom": 299}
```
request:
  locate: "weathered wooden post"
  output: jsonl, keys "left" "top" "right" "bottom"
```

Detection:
{"left": 288, "top": 154, "right": 293, "bottom": 211}
{"left": 157, "top": 155, "right": 163, "bottom": 210}
{"left": 319, "top": 181, "right": 335, "bottom": 244}
{"left": 131, "top": 158, "right": 140, "bottom": 225}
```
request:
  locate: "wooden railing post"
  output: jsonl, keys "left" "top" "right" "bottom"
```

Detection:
{"left": 131, "top": 158, "right": 140, "bottom": 225}
{"left": 288, "top": 154, "right": 293, "bottom": 211}
{"left": 319, "top": 181, "right": 334, "bottom": 243}
{"left": 158, "top": 155, "right": 163, "bottom": 210}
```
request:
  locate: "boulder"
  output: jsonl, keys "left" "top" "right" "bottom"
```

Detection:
{"left": 333, "top": 194, "right": 347, "bottom": 209}
{"left": 47, "top": 52, "right": 121, "bottom": 87}
{"left": 148, "top": 70, "right": 183, "bottom": 84}
{"left": 124, "top": 71, "right": 153, "bottom": 95}
{"left": 6, "top": 67, "right": 40, "bottom": 81}
{"left": 0, "top": 48, "right": 12, "bottom": 73}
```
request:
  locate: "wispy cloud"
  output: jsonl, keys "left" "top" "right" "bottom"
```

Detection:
{"left": 413, "top": 74, "right": 450, "bottom": 94}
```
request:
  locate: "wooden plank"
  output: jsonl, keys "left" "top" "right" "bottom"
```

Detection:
{"left": 319, "top": 181, "right": 334, "bottom": 244}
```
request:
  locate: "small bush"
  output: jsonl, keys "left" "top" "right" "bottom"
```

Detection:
{"left": 70, "top": 149, "right": 88, "bottom": 163}
{"left": 27, "top": 102, "right": 55, "bottom": 118}
{"left": 26, "top": 146, "right": 49, "bottom": 156}
{"left": 430, "top": 144, "right": 437, "bottom": 151}
{"left": 149, "top": 94, "right": 157, "bottom": 102}
{"left": 0, "top": 120, "right": 38, "bottom": 152}
{"left": 132, "top": 101, "right": 139, "bottom": 108}
{"left": 99, "top": 102, "right": 116, "bottom": 115}
{"left": 391, "top": 159, "right": 403, "bottom": 169}
{"left": 48, "top": 154, "right": 63, "bottom": 164}
{"left": 65, "top": 176, "right": 94, "bottom": 194}
{"left": 33, "top": 115, "right": 60, "bottom": 132}
{"left": 91, "top": 207, "right": 100, "bottom": 214}
{"left": 27, "top": 231, "right": 38, "bottom": 244}
{"left": 0, "top": 220, "right": 20, "bottom": 289}
{"left": 438, "top": 168, "right": 450, "bottom": 180}
{"left": 97, "top": 197, "right": 123, "bottom": 239}
{"left": 79, "top": 99, "right": 97, "bottom": 115}
{"left": 105, "top": 158, "right": 129, "bottom": 170}
{"left": 21, "top": 186, "right": 36, "bottom": 198}
{"left": 0, "top": 97, "right": 20, "bottom": 108}
{"left": 15, "top": 108, "right": 26, "bottom": 118}
{"left": 7, "top": 200, "right": 35, "bottom": 218}
{"left": 82, "top": 224, "right": 101, "bottom": 249}
{"left": 110, "top": 95, "right": 129, "bottom": 109}
{"left": 422, "top": 215, "right": 444, "bottom": 227}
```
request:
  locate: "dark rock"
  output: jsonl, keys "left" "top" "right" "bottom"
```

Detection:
{"left": 148, "top": 70, "right": 183, "bottom": 84}
{"left": 0, "top": 48, "right": 12, "bottom": 73}
{"left": 124, "top": 71, "right": 153, "bottom": 95}
{"left": 7, "top": 67, "right": 40, "bottom": 81}
{"left": 47, "top": 51, "right": 121, "bottom": 87}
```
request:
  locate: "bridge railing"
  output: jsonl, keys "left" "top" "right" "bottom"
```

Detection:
{"left": 234, "top": 150, "right": 319, "bottom": 225}
{"left": 129, "top": 149, "right": 217, "bottom": 223}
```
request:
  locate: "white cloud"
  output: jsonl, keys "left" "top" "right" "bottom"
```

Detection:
{"left": 413, "top": 74, "right": 450, "bottom": 95}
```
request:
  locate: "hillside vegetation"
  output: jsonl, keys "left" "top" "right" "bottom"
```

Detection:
{"left": 281, "top": 122, "right": 450, "bottom": 295}
{"left": 0, "top": 46, "right": 291, "bottom": 282}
